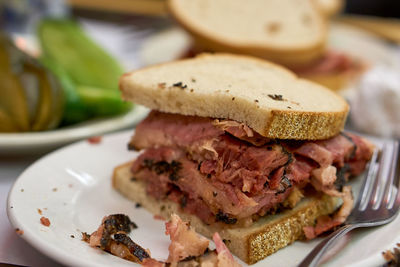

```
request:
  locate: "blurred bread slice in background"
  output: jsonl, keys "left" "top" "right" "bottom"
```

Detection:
{"left": 167, "top": 0, "right": 367, "bottom": 92}
{"left": 313, "top": 0, "right": 344, "bottom": 17}
{"left": 167, "top": 0, "right": 328, "bottom": 68}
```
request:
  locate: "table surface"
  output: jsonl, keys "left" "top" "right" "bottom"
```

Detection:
{"left": 0, "top": 155, "right": 64, "bottom": 267}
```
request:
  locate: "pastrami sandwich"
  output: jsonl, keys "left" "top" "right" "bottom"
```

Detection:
{"left": 113, "top": 53, "right": 373, "bottom": 264}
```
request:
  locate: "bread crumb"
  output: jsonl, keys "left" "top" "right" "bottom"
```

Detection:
{"left": 37, "top": 208, "right": 42, "bottom": 215}
{"left": 40, "top": 216, "right": 51, "bottom": 227}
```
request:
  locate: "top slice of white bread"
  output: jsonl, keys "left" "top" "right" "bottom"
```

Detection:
{"left": 120, "top": 53, "right": 349, "bottom": 140}
{"left": 167, "top": 0, "right": 327, "bottom": 67}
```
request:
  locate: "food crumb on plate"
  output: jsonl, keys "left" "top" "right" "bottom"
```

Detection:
{"left": 88, "top": 136, "right": 102, "bottom": 144}
{"left": 153, "top": 214, "right": 165, "bottom": 221}
{"left": 382, "top": 243, "right": 400, "bottom": 266}
{"left": 15, "top": 228, "right": 24, "bottom": 235}
{"left": 40, "top": 216, "right": 51, "bottom": 227}
{"left": 37, "top": 208, "right": 42, "bottom": 215}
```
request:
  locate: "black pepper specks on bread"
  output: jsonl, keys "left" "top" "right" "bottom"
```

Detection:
{"left": 113, "top": 162, "right": 339, "bottom": 264}
{"left": 119, "top": 53, "right": 349, "bottom": 140}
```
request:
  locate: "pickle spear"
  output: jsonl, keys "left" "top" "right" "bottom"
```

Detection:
{"left": 38, "top": 19, "right": 124, "bottom": 90}
{"left": 0, "top": 107, "right": 19, "bottom": 132}
{"left": 75, "top": 85, "right": 131, "bottom": 117}
{"left": 0, "top": 34, "right": 64, "bottom": 132}
{"left": 0, "top": 36, "right": 30, "bottom": 132}
{"left": 0, "top": 72, "right": 30, "bottom": 131}
{"left": 37, "top": 19, "right": 132, "bottom": 125}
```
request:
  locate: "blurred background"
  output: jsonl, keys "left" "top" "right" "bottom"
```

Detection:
{"left": 1, "top": 0, "right": 400, "bottom": 154}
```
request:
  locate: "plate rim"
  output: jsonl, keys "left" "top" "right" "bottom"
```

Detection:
{"left": 6, "top": 130, "right": 136, "bottom": 267}
{"left": 0, "top": 106, "right": 149, "bottom": 152}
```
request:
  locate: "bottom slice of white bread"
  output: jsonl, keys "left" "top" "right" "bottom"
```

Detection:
{"left": 113, "top": 161, "right": 339, "bottom": 264}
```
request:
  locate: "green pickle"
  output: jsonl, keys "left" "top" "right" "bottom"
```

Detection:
{"left": 0, "top": 34, "right": 64, "bottom": 132}
{"left": 37, "top": 19, "right": 132, "bottom": 125}
{"left": 0, "top": 19, "right": 131, "bottom": 132}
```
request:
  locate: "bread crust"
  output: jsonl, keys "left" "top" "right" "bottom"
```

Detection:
{"left": 119, "top": 53, "right": 349, "bottom": 140}
{"left": 167, "top": 0, "right": 328, "bottom": 67}
{"left": 113, "top": 161, "right": 339, "bottom": 264}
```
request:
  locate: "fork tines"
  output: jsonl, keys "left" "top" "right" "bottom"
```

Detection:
{"left": 355, "top": 139, "right": 400, "bottom": 220}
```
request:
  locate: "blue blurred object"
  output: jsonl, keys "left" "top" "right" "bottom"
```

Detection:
{"left": 2, "top": 0, "right": 68, "bottom": 35}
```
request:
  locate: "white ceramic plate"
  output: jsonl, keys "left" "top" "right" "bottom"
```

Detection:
{"left": 6, "top": 131, "right": 400, "bottom": 267}
{"left": 0, "top": 105, "right": 149, "bottom": 155}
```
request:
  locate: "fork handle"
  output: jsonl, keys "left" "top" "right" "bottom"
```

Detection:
{"left": 298, "top": 224, "right": 357, "bottom": 267}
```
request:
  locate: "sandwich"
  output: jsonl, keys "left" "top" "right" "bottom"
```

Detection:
{"left": 113, "top": 53, "right": 373, "bottom": 264}
{"left": 167, "top": 0, "right": 365, "bottom": 91}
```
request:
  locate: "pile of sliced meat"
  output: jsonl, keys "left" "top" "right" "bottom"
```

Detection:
{"left": 84, "top": 214, "right": 241, "bottom": 266}
{"left": 142, "top": 214, "right": 242, "bottom": 267}
{"left": 130, "top": 111, "right": 374, "bottom": 231}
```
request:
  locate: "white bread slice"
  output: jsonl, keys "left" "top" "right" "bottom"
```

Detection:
{"left": 120, "top": 53, "right": 349, "bottom": 140}
{"left": 113, "top": 161, "right": 340, "bottom": 264}
{"left": 167, "top": 0, "right": 327, "bottom": 67}
{"left": 313, "top": 0, "right": 344, "bottom": 17}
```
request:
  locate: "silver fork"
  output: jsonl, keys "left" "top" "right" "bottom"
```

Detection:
{"left": 299, "top": 139, "right": 400, "bottom": 267}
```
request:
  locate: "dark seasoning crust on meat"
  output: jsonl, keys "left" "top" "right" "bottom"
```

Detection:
{"left": 82, "top": 214, "right": 150, "bottom": 263}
